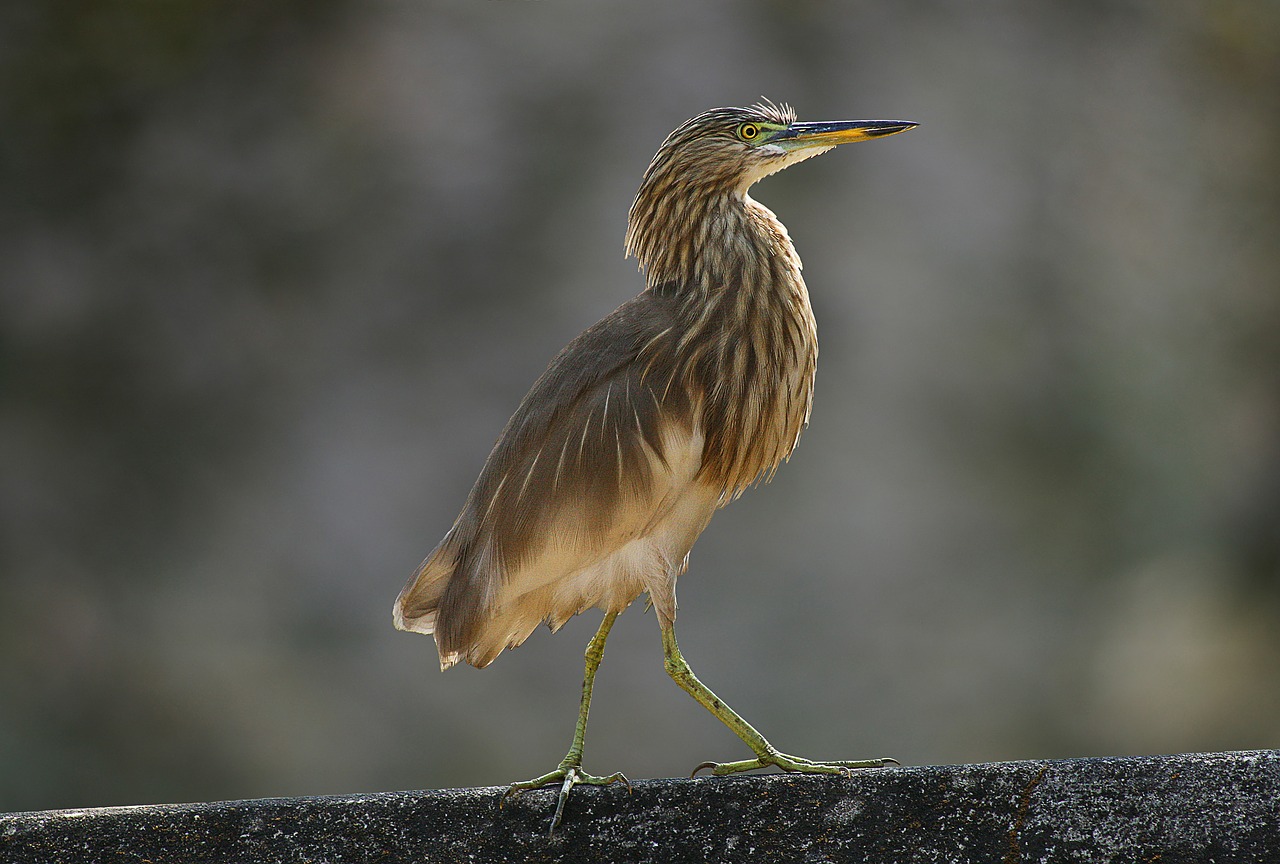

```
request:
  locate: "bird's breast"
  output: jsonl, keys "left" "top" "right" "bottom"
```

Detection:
{"left": 670, "top": 274, "right": 818, "bottom": 502}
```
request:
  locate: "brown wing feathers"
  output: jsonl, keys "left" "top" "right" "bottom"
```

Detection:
{"left": 395, "top": 290, "right": 695, "bottom": 663}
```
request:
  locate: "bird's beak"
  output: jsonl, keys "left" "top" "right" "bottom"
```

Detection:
{"left": 774, "top": 119, "right": 917, "bottom": 150}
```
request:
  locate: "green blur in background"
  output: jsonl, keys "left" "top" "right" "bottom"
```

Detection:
{"left": 1, "top": 0, "right": 1278, "bottom": 813}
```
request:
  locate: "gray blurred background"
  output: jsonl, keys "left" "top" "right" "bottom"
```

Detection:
{"left": 2, "top": 1, "right": 1278, "bottom": 814}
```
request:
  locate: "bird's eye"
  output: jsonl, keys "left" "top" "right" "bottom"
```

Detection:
{"left": 737, "top": 122, "right": 760, "bottom": 141}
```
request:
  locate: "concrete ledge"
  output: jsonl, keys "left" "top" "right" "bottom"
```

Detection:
{"left": 2, "top": 750, "right": 1277, "bottom": 863}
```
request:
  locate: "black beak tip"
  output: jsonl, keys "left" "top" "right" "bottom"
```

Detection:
{"left": 872, "top": 121, "right": 919, "bottom": 136}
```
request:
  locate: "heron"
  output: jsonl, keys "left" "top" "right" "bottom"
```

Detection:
{"left": 394, "top": 101, "right": 916, "bottom": 831}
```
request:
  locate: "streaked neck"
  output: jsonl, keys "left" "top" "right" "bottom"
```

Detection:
{"left": 627, "top": 184, "right": 801, "bottom": 299}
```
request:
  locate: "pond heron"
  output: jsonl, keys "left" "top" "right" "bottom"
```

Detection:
{"left": 394, "top": 101, "right": 916, "bottom": 831}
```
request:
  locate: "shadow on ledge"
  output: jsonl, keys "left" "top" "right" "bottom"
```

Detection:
{"left": 3, "top": 751, "right": 1278, "bottom": 863}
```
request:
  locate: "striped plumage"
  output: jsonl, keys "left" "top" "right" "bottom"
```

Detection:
{"left": 393, "top": 103, "right": 914, "bottom": 829}
{"left": 394, "top": 102, "right": 819, "bottom": 668}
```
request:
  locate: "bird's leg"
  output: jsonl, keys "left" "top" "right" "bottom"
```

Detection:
{"left": 501, "top": 610, "right": 630, "bottom": 833}
{"left": 660, "top": 621, "right": 894, "bottom": 777}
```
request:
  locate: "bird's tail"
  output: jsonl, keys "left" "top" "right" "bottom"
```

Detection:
{"left": 392, "top": 541, "right": 462, "bottom": 670}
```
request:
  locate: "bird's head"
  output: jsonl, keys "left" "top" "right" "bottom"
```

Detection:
{"left": 625, "top": 101, "right": 916, "bottom": 285}
{"left": 634, "top": 101, "right": 916, "bottom": 200}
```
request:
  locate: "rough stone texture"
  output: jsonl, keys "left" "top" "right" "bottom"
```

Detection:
{"left": 2, "top": 751, "right": 1277, "bottom": 863}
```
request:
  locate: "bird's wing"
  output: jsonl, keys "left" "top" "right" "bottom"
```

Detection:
{"left": 394, "top": 289, "right": 704, "bottom": 668}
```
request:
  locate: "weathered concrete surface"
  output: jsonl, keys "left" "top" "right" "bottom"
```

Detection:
{"left": 2, "top": 750, "right": 1277, "bottom": 863}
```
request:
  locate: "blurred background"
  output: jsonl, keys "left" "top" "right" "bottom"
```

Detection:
{"left": 2, "top": 0, "right": 1279, "bottom": 814}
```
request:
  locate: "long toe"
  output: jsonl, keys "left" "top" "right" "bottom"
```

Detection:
{"left": 501, "top": 768, "right": 568, "bottom": 805}
{"left": 692, "top": 752, "right": 896, "bottom": 777}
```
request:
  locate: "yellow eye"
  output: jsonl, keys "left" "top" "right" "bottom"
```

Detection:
{"left": 738, "top": 122, "right": 760, "bottom": 141}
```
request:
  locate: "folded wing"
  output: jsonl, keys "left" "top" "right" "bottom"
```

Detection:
{"left": 394, "top": 290, "right": 715, "bottom": 669}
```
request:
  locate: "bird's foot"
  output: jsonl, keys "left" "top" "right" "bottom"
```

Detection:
{"left": 691, "top": 749, "right": 897, "bottom": 778}
{"left": 501, "top": 762, "right": 631, "bottom": 834}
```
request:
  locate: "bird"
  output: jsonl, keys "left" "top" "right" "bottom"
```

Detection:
{"left": 394, "top": 100, "right": 916, "bottom": 831}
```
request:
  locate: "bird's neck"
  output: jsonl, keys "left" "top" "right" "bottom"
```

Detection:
{"left": 628, "top": 187, "right": 805, "bottom": 300}
{"left": 627, "top": 185, "right": 819, "bottom": 499}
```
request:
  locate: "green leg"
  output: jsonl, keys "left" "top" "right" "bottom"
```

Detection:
{"left": 661, "top": 621, "right": 895, "bottom": 777}
{"left": 502, "top": 610, "right": 630, "bottom": 833}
